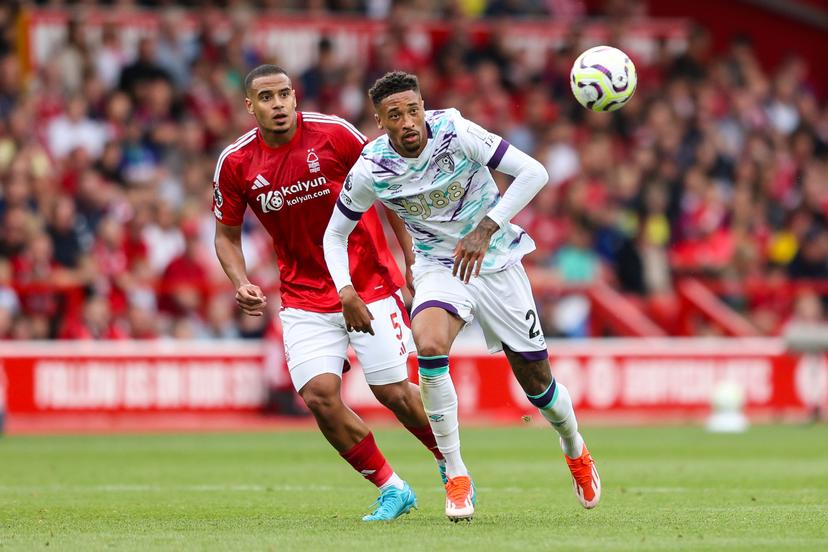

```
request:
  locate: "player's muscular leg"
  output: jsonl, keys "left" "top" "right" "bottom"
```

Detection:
{"left": 370, "top": 381, "right": 429, "bottom": 427}
{"left": 503, "top": 347, "right": 553, "bottom": 396}
{"left": 411, "top": 307, "right": 466, "bottom": 356}
{"left": 299, "top": 373, "right": 370, "bottom": 452}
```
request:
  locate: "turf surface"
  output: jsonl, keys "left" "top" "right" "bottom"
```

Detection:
{"left": 1, "top": 424, "right": 826, "bottom": 551}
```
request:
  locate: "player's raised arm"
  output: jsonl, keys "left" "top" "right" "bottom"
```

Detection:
{"left": 322, "top": 164, "right": 379, "bottom": 334}
{"left": 214, "top": 221, "right": 267, "bottom": 317}
{"left": 452, "top": 113, "right": 549, "bottom": 282}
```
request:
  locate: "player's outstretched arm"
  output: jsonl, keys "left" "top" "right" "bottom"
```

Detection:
{"left": 214, "top": 220, "right": 267, "bottom": 317}
{"left": 323, "top": 206, "right": 374, "bottom": 335}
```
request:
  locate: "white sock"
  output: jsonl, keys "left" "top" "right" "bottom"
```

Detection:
{"left": 419, "top": 372, "right": 468, "bottom": 478}
{"left": 380, "top": 472, "right": 405, "bottom": 491}
{"left": 535, "top": 382, "right": 584, "bottom": 458}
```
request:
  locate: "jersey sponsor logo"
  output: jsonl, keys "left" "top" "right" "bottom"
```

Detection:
{"left": 435, "top": 151, "right": 455, "bottom": 174}
{"left": 251, "top": 174, "right": 270, "bottom": 190}
{"left": 280, "top": 176, "right": 328, "bottom": 197}
{"left": 257, "top": 190, "right": 285, "bottom": 212}
{"left": 396, "top": 182, "right": 467, "bottom": 219}
{"left": 257, "top": 176, "right": 331, "bottom": 213}
{"left": 306, "top": 149, "right": 321, "bottom": 174}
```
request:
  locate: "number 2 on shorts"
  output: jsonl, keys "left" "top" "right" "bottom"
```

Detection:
{"left": 525, "top": 309, "right": 540, "bottom": 339}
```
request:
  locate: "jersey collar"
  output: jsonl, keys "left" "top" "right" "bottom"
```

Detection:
{"left": 257, "top": 112, "right": 304, "bottom": 151}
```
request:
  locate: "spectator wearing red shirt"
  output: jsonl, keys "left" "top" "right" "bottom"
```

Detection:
{"left": 60, "top": 294, "right": 127, "bottom": 339}
{"left": 159, "top": 220, "right": 209, "bottom": 317}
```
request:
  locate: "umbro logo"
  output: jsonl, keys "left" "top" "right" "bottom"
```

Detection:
{"left": 251, "top": 174, "right": 270, "bottom": 190}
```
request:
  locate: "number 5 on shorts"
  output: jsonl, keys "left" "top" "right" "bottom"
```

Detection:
{"left": 390, "top": 312, "right": 403, "bottom": 340}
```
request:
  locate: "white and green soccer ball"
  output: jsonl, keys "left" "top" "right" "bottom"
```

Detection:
{"left": 570, "top": 45, "right": 637, "bottom": 112}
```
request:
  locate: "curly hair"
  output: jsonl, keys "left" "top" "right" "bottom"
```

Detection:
{"left": 368, "top": 71, "right": 420, "bottom": 106}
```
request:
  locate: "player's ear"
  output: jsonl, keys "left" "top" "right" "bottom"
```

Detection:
{"left": 245, "top": 97, "right": 254, "bottom": 115}
{"left": 374, "top": 112, "right": 382, "bottom": 129}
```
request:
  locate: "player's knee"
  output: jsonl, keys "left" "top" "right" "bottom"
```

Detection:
{"left": 413, "top": 339, "right": 449, "bottom": 358}
{"left": 374, "top": 384, "right": 412, "bottom": 414}
{"left": 299, "top": 384, "right": 341, "bottom": 415}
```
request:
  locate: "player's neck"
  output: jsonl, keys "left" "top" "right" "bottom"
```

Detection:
{"left": 391, "top": 139, "right": 428, "bottom": 159}
{"left": 259, "top": 125, "right": 297, "bottom": 148}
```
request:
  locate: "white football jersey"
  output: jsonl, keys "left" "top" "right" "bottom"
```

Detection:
{"left": 337, "top": 108, "right": 535, "bottom": 273}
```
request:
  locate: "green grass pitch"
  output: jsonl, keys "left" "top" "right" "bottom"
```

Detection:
{"left": 1, "top": 424, "right": 827, "bottom": 551}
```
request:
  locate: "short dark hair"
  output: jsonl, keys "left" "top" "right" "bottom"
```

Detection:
{"left": 244, "top": 64, "right": 288, "bottom": 95}
{"left": 368, "top": 71, "right": 419, "bottom": 106}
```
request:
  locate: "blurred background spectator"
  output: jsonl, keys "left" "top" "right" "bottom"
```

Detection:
{"left": 0, "top": 0, "right": 826, "bottom": 339}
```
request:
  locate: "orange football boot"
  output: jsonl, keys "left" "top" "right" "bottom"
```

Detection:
{"left": 564, "top": 442, "right": 601, "bottom": 509}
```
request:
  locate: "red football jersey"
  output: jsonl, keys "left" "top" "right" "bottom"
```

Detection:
{"left": 212, "top": 112, "right": 404, "bottom": 313}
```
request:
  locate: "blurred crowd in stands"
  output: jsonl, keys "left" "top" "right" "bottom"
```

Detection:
{"left": 0, "top": 1, "right": 826, "bottom": 340}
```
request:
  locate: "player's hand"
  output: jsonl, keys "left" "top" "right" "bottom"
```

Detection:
{"left": 339, "top": 285, "right": 375, "bottom": 335}
{"left": 453, "top": 217, "right": 500, "bottom": 283}
{"left": 235, "top": 283, "right": 267, "bottom": 317}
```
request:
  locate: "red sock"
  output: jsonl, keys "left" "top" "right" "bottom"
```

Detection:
{"left": 405, "top": 424, "right": 444, "bottom": 460}
{"left": 340, "top": 433, "right": 393, "bottom": 488}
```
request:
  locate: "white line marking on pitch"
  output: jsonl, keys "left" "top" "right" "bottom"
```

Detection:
{"left": 0, "top": 484, "right": 335, "bottom": 492}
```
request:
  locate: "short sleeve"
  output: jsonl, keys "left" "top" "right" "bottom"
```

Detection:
{"left": 329, "top": 116, "right": 368, "bottom": 168}
{"left": 335, "top": 159, "right": 377, "bottom": 220}
{"left": 212, "top": 154, "right": 246, "bottom": 226}
{"left": 452, "top": 110, "right": 510, "bottom": 170}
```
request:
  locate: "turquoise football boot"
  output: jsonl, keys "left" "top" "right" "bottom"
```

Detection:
{"left": 362, "top": 482, "right": 417, "bottom": 522}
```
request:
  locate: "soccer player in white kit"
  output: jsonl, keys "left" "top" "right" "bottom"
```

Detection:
{"left": 324, "top": 71, "right": 601, "bottom": 522}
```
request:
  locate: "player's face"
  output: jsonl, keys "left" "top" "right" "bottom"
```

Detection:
{"left": 375, "top": 90, "right": 426, "bottom": 157}
{"left": 246, "top": 73, "right": 297, "bottom": 140}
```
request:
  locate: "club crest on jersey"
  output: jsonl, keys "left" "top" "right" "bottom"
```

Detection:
{"left": 434, "top": 152, "right": 455, "bottom": 174}
{"left": 307, "top": 149, "right": 321, "bottom": 174}
{"left": 257, "top": 190, "right": 284, "bottom": 213}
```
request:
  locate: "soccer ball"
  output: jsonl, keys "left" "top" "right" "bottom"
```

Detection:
{"left": 570, "top": 46, "right": 637, "bottom": 112}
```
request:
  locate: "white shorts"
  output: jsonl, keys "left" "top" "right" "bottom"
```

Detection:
{"left": 280, "top": 292, "right": 415, "bottom": 391}
{"left": 410, "top": 263, "right": 548, "bottom": 360}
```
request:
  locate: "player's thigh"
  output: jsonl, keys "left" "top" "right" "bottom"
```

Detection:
{"left": 349, "top": 292, "right": 413, "bottom": 386}
{"left": 410, "top": 268, "right": 474, "bottom": 354}
{"left": 279, "top": 308, "right": 349, "bottom": 392}
{"left": 471, "top": 263, "right": 549, "bottom": 358}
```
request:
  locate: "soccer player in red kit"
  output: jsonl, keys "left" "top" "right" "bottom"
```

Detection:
{"left": 213, "top": 65, "right": 442, "bottom": 521}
